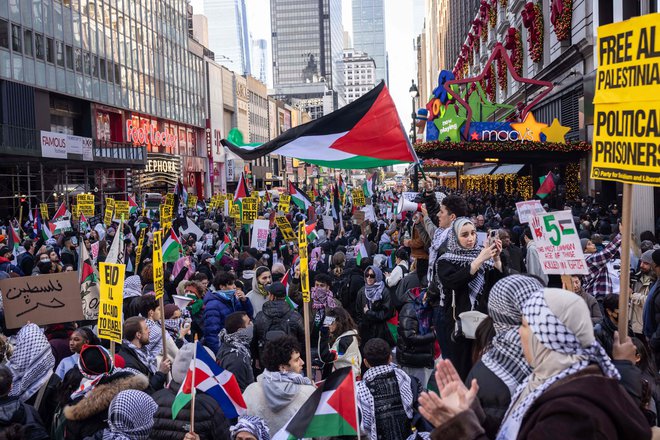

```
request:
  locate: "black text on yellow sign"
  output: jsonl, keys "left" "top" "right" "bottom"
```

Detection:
{"left": 152, "top": 230, "right": 164, "bottom": 300}
{"left": 104, "top": 198, "right": 115, "bottom": 226}
{"left": 242, "top": 197, "right": 258, "bottom": 223}
{"left": 278, "top": 195, "right": 291, "bottom": 212}
{"left": 594, "top": 13, "right": 660, "bottom": 104}
{"left": 98, "top": 262, "right": 125, "bottom": 344}
{"left": 135, "top": 228, "right": 147, "bottom": 269}
{"left": 298, "top": 221, "right": 310, "bottom": 303}
{"left": 115, "top": 201, "right": 130, "bottom": 218}
{"left": 39, "top": 203, "right": 49, "bottom": 220}
{"left": 352, "top": 189, "right": 365, "bottom": 206}
{"left": 188, "top": 195, "right": 198, "bottom": 209}
{"left": 275, "top": 216, "right": 296, "bottom": 242}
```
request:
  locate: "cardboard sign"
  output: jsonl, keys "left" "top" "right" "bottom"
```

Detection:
{"left": 98, "top": 263, "right": 125, "bottom": 343}
{"left": 115, "top": 201, "right": 130, "bottom": 218}
{"left": 0, "top": 272, "right": 84, "bottom": 329}
{"left": 515, "top": 200, "right": 547, "bottom": 224}
{"left": 352, "top": 189, "right": 365, "bottom": 206}
{"left": 104, "top": 198, "right": 115, "bottom": 226}
{"left": 152, "top": 230, "right": 164, "bottom": 300}
{"left": 242, "top": 197, "right": 258, "bottom": 223}
{"left": 298, "top": 220, "right": 310, "bottom": 303}
{"left": 278, "top": 195, "right": 291, "bottom": 212}
{"left": 531, "top": 210, "right": 589, "bottom": 275}
{"left": 275, "top": 215, "right": 296, "bottom": 242}
{"left": 322, "top": 215, "right": 334, "bottom": 231}
{"left": 187, "top": 195, "right": 198, "bottom": 209}
{"left": 251, "top": 219, "right": 270, "bottom": 251}
{"left": 591, "top": 13, "right": 660, "bottom": 186}
{"left": 353, "top": 211, "right": 366, "bottom": 225}
{"left": 39, "top": 203, "right": 49, "bottom": 220}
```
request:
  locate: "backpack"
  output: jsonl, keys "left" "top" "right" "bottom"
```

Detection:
{"left": 260, "top": 312, "right": 293, "bottom": 349}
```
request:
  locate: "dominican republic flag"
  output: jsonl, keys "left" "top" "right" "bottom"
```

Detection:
{"left": 363, "top": 172, "right": 377, "bottom": 197}
{"left": 288, "top": 181, "right": 312, "bottom": 211}
{"left": 536, "top": 171, "right": 557, "bottom": 199}
{"left": 172, "top": 342, "right": 247, "bottom": 420}
{"left": 163, "top": 229, "right": 183, "bottom": 263}
{"left": 272, "top": 367, "right": 358, "bottom": 439}
{"left": 221, "top": 82, "right": 417, "bottom": 169}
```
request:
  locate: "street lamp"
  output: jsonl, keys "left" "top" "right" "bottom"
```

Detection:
{"left": 409, "top": 79, "right": 419, "bottom": 190}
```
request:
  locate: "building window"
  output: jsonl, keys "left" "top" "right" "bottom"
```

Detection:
{"left": 35, "top": 33, "right": 44, "bottom": 59}
{"left": 23, "top": 29, "right": 33, "bottom": 56}
{"left": 56, "top": 40, "right": 64, "bottom": 66}
{"left": 65, "top": 44, "right": 73, "bottom": 69}
{"left": 46, "top": 38, "right": 54, "bottom": 63}
{"left": 0, "top": 19, "right": 8, "bottom": 49}
{"left": 99, "top": 58, "right": 106, "bottom": 80}
{"left": 11, "top": 24, "right": 21, "bottom": 53}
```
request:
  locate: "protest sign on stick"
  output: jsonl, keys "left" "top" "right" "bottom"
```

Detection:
{"left": 530, "top": 210, "right": 588, "bottom": 275}
{"left": 298, "top": 220, "right": 312, "bottom": 379}
{"left": 251, "top": 219, "right": 270, "bottom": 251}
{"left": 515, "top": 200, "right": 546, "bottom": 224}
{"left": 103, "top": 198, "right": 115, "bottom": 227}
{"left": 242, "top": 197, "right": 258, "bottom": 223}
{"left": 278, "top": 195, "right": 291, "bottom": 212}
{"left": 98, "top": 263, "right": 125, "bottom": 345}
{"left": 275, "top": 216, "right": 296, "bottom": 242}
{"left": 40, "top": 203, "right": 49, "bottom": 220}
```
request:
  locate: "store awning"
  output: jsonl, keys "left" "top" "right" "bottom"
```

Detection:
{"left": 436, "top": 171, "right": 457, "bottom": 178}
{"left": 464, "top": 165, "right": 497, "bottom": 175}
{"left": 491, "top": 164, "right": 525, "bottom": 175}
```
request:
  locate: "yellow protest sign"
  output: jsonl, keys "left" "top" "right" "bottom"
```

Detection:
{"left": 275, "top": 215, "right": 296, "bottom": 242}
{"left": 307, "top": 190, "right": 315, "bottom": 202}
{"left": 39, "top": 203, "right": 49, "bottom": 220}
{"left": 134, "top": 228, "right": 147, "bottom": 269}
{"left": 591, "top": 14, "right": 660, "bottom": 186}
{"left": 98, "top": 263, "right": 125, "bottom": 344}
{"left": 352, "top": 189, "right": 366, "bottom": 206}
{"left": 152, "top": 230, "right": 164, "bottom": 300}
{"left": 104, "top": 198, "right": 115, "bottom": 226}
{"left": 278, "top": 195, "right": 291, "bottom": 212}
{"left": 160, "top": 204, "right": 173, "bottom": 224}
{"left": 298, "top": 221, "right": 310, "bottom": 303}
{"left": 77, "top": 193, "right": 95, "bottom": 217}
{"left": 188, "top": 195, "right": 198, "bottom": 209}
{"left": 115, "top": 201, "right": 130, "bottom": 218}
{"left": 242, "top": 197, "right": 258, "bottom": 223}
{"left": 165, "top": 193, "right": 175, "bottom": 206}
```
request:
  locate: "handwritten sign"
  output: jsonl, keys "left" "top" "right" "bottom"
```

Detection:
{"left": 275, "top": 216, "right": 296, "bottom": 242}
{"left": 531, "top": 210, "right": 588, "bottom": 275}
{"left": 98, "top": 263, "right": 125, "bottom": 343}
{"left": 352, "top": 189, "right": 365, "bottom": 206}
{"left": 298, "top": 220, "right": 310, "bottom": 303}
{"left": 187, "top": 195, "right": 198, "bottom": 209}
{"left": 114, "top": 201, "right": 130, "bottom": 219}
{"left": 515, "top": 200, "right": 547, "bottom": 224}
{"left": 104, "top": 198, "right": 115, "bottom": 226}
{"left": 278, "top": 195, "right": 291, "bottom": 212}
{"left": 152, "top": 230, "right": 164, "bottom": 300}
{"left": 0, "top": 272, "right": 83, "bottom": 329}
{"left": 39, "top": 203, "right": 49, "bottom": 220}
{"left": 250, "top": 219, "right": 270, "bottom": 251}
{"left": 322, "top": 215, "right": 334, "bottom": 231}
{"left": 242, "top": 197, "right": 258, "bottom": 223}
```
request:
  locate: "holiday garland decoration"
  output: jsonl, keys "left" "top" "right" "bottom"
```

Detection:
{"left": 486, "top": 64, "right": 496, "bottom": 102}
{"left": 551, "top": 0, "right": 573, "bottom": 41}
{"left": 414, "top": 140, "right": 591, "bottom": 155}
{"left": 522, "top": 2, "right": 544, "bottom": 63}
{"left": 504, "top": 27, "right": 523, "bottom": 76}
{"left": 499, "top": 0, "right": 508, "bottom": 8}
{"left": 496, "top": 53, "right": 508, "bottom": 93}
{"left": 489, "top": 0, "right": 498, "bottom": 28}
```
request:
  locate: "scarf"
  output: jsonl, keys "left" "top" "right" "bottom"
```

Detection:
{"left": 145, "top": 319, "right": 163, "bottom": 359}
{"left": 497, "top": 288, "right": 620, "bottom": 440}
{"left": 310, "top": 247, "right": 322, "bottom": 271}
{"left": 103, "top": 390, "right": 157, "bottom": 440}
{"left": 438, "top": 218, "right": 493, "bottom": 307}
{"left": 71, "top": 346, "right": 116, "bottom": 400}
{"left": 253, "top": 267, "right": 271, "bottom": 297}
{"left": 122, "top": 340, "right": 157, "bottom": 374}
{"left": 219, "top": 326, "right": 253, "bottom": 363}
{"left": 364, "top": 265, "right": 385, "bottom": 303}
{"left": 230, "top": 415, "right": 271, "bottom": 440}
{"left": 311, "top": 286, "right": 337, "bottom": 311}
{"left": 261, "top": 369, "right": 313, "bottom": 412}
{"left": 123, "top": 275, "right": 143, "bottom": 299}
{"left": 164, "top": 318, "right": 182, "bottom": 341}
{"left": 7, "top": 323, "right": 54, "bottom": 402}
{"left": 172, "top": 256, "right": 195, "bottom": 281}
{"left": 186, "top": 294, "right": 204, "bottom": 316}
{"left": 481, "top": 275, "right": 542, "bottom": 395}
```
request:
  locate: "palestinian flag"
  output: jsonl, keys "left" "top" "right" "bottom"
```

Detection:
{"left": 79, "top": 239, "right": 100, "bottom": 320}
{"left": 536, "top": 171, "right": 557, "bottom": 199}
{"left": 280, "top": 270, "right": 298, "bottom": 310}
{"left": 356, "top": 242, "right": 368, "bottom": 266}
{"left": 234, "top": 172, "right": 250, "bottom": 202}
{"left": 288, "top": 181, "right": 312, "bottom": 211}
{"left": 51, "top": 202, "right": 72, "bottom": 234}
{"left": 338, "top": 175, "right": 346, "bottom": 199}
{"left": 305, "top": 223, "right": 318, "bottom": 242}
{"left": 128, "top": 195, "right": 139, "bottom": 215}
{"left": 79, "top": 213, "right": 90, "bottom": 233}
{"left": 273, "top": 367, "right": 358, "bottom": 439}
{"left": 7, "top": 225, "right": 20, "bottom": 258}
{"left": 387, "top": 312, "right": 399, "bottom": 343}
{"left": 362, "top": 172, "right": 377, "bottom": 197}
{"left": 41, "top": 219, "right": 54, "bottom": 241}
{"left": 163, "top": 229, "right": 183, "bottom": 263}
{"left": 222, "top": 82, "right": 417, "bottom": 169}
{"left": 215, "top": 234, "right": 231, "bottom": 259}
{"left": 332, "top": 184, "right": 343, "bottom": 230}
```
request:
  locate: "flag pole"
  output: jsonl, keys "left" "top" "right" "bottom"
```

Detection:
{"left": 190, "top": 342, "right": 197, "bottom": 433}
{"left": 353, "top": 367, "right": 361, "bottom": 440}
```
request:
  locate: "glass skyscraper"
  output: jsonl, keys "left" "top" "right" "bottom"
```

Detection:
{"left": 204, "top": 0, "right": 251, "bottom": 75}
{"left": 352, "top": 0, "right": 387, "bottom": 85}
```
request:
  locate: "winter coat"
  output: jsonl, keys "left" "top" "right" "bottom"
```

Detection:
{"left": 60, "top": 247, "right": 78, "bottom": 269}
{"left": 0, "top": 396, "right": 49, "bottom": 440}
{"left": 396, "top": 289, "right": 435, "bottom": 369}
{"left": 465, "top": 360, "right": 512, "bottom": 439}
{"left": 150, "top": 381, "right": 231, "bottom": 440}
{"left": 116, "top": 344, "right": 168, "bottom": 392}
{"left": 594, "top": 316, "right": 633, "bottom": 359}
{"left": 336, "top": 263, "right": 365, "bottom": 321}
{"left": 355, "top": 286, "right": 395, "bottom": 348}
{"left": 319, "top": 329, "right": 362, "bottom": 378}
{"left": 0, "top": 257, "right": 23, "bottom": 276}
{"left": 63, "top": 372, "right": 148, "bottom": 440}
{"left": 17, "top": 251, "right": 36, "bottom": 277}
{"left": 409, "top": 223, "right": 429, "bottom": 260}
{"left": 394, "top": 272, "right": 421, "bottom": 311}
{"left": 252, "top": 300, "right": 305, "bottom": 359}
{"left": 202, "top": 290, "right": 254, "bottom": 354}
{"left": 431, "top": 365, "right": 651, "bottom": 440}
{"left": 216, "top": 342, "right": 255, "bottom": 391}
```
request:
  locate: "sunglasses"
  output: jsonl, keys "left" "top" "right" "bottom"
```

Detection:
{"left": 365, "top": 273, "right": 376, "bottom": 279}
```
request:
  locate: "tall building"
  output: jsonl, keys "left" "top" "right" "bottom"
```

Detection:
{"left": 352, "top": 0, "right": 388, "bottom": 85}
{"left": 342, "top": 50, "right": 376, "bottom": 104}
{"left": 205, "top": 0, "right": 251, "bottom": 75}
{"left": 270, "top": 0, "right": 345, "bottom": 117}
{"left": 251, "top": 38, "right": 269, "bottom": 85}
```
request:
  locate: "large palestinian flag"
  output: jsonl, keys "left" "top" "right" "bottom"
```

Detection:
{"left": 288, "top": 181, "right": 312, "bottom": 211}
{"left": 221, "top": 82, "right": 417, "bottom": 169}
{"left": 273, "top": 367, "right": 358, "bottom": 439}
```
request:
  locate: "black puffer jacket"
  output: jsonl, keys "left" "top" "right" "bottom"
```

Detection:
{"left": 150, "top": 381, "right": 231, "bottom": 440}
{"left": 335, "top": 262, "right": 364, "bottom": 321}
{"left": 465, "top": 360, "right": 512, "bottom": 439}
{"left": 396, "top": 288, "right": 435, "bottom": 369}
{"left": 251, "top": 300, "right": 305, "bottom": 358}
{"left": 0, "top": 396, "right": 49, "bottom": 440}
{"left": 355, "top": 286, "right": 395, "bottom": 348}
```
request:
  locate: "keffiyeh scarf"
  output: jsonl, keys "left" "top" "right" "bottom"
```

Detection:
{"left": 219, "top": 326, "right": 253, "bottom": 363}
{"left": 145, "top": 319, "right": 163, "bottom": 359}
{"left": 481, "top": 275, "right": 542, "bottom": 395}
{"left": 311, "top": 286, "right": 337, "bottom": 311}
{"left": 103, "top": 390, "right": 158, "bottom": 440}
{"left": 71, "top": 346, "right": 116, "bottom": 400}
{"left": 230, "top": 415, "right": 271, "bottom": 440}
{"left": 7, "top": 323, "right": 55, "bottom": 402}
{"left": 122, "top": 340, "right": 158, "bottom": 374}
{"left": 123, "top": 275, "right": 143, "bottom": 298}
{"left": 364, "top": 265, "right": 385, "bottom": 303}
{"left": 497, "top": 290, "right": 620, "bottom": 440}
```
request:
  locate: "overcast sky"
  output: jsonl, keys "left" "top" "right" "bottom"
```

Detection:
{"left": 191, "top": 0, "right": 421, "bottom": 129}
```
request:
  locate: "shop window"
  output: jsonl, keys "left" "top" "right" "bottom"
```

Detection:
{"left": 35, "top": 33, "right": 44, "bottom": 59}
{"left": 0, "top": 20, "right": 8, "bottom": 48}
{"left": 23, "top": 29, "right": 33, "bottom": 56}
{"left": 11, "top": 24, "right": 21, "bottom": 53}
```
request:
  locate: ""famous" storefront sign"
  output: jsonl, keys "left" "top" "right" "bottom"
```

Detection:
{"left": 126, "top": 120, "right": 176, "bottom": 149}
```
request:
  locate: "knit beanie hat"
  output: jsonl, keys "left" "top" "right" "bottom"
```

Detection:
{"left": 580, "top": 238, "right": 590, "bottom": 251}
{"left": 79, "top": 345, "right": 114, "bottom": 375}
{"left": 641, "top": 250, "right": 655, "bottom": 265}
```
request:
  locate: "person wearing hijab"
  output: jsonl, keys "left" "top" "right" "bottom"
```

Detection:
{"left": 420, "top": 288, "right": 652, "bottom": 440}
{"left": 435, "top": 217, "right": 505, "bottom": 380}
{"left": 230, "top": 415, "right": 270, "bottom": 440}
{"left": 103, "top": 389, "right": 158, "bottom": 440}
{"left": 355, "top": 265, "right": 396, "bottom": 350}
{"left": 7, "top": 323, "right": 55, "bottom": 403}
{"left": 465, "top": 275, "right": 543, "bottom": 438}
{"left": 247, "top": 266, "right": 272, "bottom": 315}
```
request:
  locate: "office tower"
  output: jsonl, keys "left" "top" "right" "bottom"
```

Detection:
{"left": 343, "top": 50, "right": 376, "bottom": 104}
{"left": 352, "top": 0, "right": 388, "bottom": 85}
{"left": 205, "top": 0, "right": 251, "bottom": 75}
{"left": 252, "top": 38, "right": 269, "bottom": 85}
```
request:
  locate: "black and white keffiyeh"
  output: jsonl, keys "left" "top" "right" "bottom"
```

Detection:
{"left": 438, "top": 218, "right": 493, "bottom": 307}
{"left": 482, "top": 275, "right": 543, "bottom": 394}
{"left": 497, "top": 289, "right": 620, "bottom": 440}
{"left": 230, "top": 415, "right": 271, "bottom": 440}
{"left": 7, "top": 323, "right": 54, "bottom": 402}
{"left": 219, "top": 326, "right": 253, "bottom": 363}
{"left": 103, "top": 389, "right": 157, "bottom": 440}
{"left": 123, "top": 275, "right": 143, "bottom": 299}
{"left": 122, "top": 340, "right": 157, "bottom": 374}
{"left": 145, "top": 318, "right": 163, "bottom": 358}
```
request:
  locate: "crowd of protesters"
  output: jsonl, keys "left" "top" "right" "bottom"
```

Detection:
{"left": 0, "top": 176, "right": 656, "bottom": 440}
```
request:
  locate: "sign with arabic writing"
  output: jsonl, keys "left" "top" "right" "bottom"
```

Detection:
{"left": 0, "top": 272, "right": 83, "bottom": 329}
{"left": 98, "top": 263, "right": 125, "bottom": 343}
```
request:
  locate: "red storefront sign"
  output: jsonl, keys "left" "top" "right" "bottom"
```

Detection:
{"left": 126, "top": 119, "right": 176, "bottom": 149}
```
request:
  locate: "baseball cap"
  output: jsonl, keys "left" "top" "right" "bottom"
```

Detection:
{"left": 266, "top": 282, "right": 286, "bottom": 298}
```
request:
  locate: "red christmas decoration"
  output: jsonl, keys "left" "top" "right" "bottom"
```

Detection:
{"left": 496, "top": 52, "right": 508, "bottom": 93}
{"left": 488, "top": 0, "right": 498, "bottom": 28}
{"left": 415, "top": 140, "right": 591, "bottom": 155}
{"left": 551, "top": 0, "right": 573, "bottom": 41}
{"left": 522, "top": 2, "right": 544, "bottom": 63}
{"left": 499, "top": 0, "right": 508, "bottom": 7}
{"left": 504, "top": 27, "right": 523, "bottom": 76}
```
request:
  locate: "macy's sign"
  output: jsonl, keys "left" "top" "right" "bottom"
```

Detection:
{"left": 126, "top": 120, "right": 176, "bottom": 149}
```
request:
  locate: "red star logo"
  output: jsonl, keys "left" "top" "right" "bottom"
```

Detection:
{"left": 470, "top": 131, "right": 480, "bottom": 141}
{"left": 444, "top": 43, "right": 554, "bottom": 140}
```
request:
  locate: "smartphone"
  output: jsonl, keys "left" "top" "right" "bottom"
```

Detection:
{"left": 488, "top": 230, "right": 498, "bottom": 245}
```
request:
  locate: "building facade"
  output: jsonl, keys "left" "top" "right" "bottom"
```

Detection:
{"left": 251, "top": 38, "right": 268, "bottom": 85}
{"left": 204, "top": 0, "right": 251, "bottom": 75}
{"left": 352, "top": 0, "right": 388, "bottom": 85}
{"left": 342, "top": 49, "right": 376, "bottom": 104}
